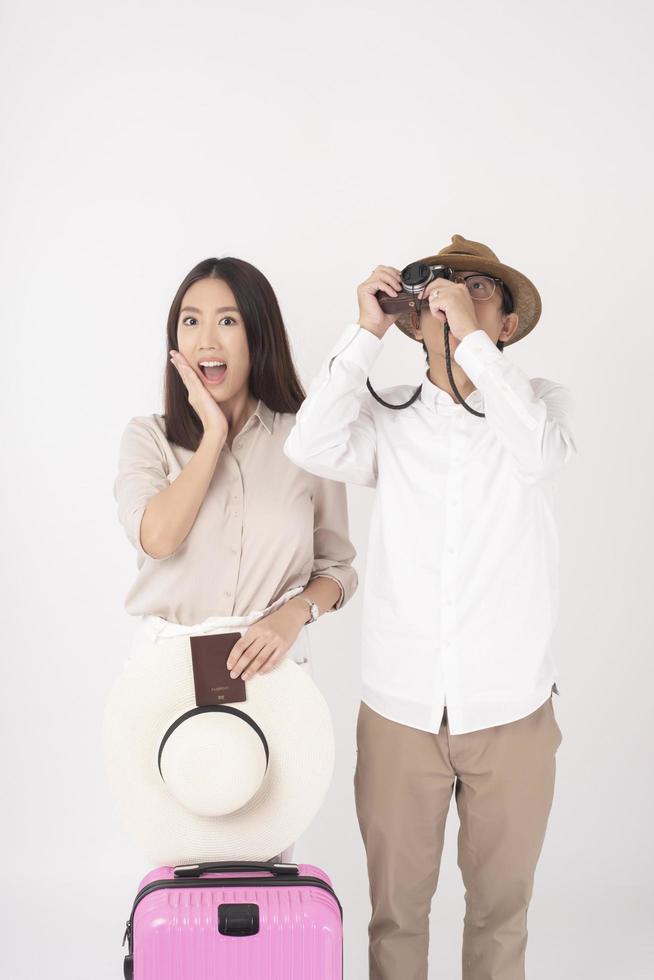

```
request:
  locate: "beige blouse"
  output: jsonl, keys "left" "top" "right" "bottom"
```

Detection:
{"left": 114, "top": 399, "right": 358, "bottom": 624}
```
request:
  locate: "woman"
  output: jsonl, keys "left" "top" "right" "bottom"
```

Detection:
{"left": 113, "top": 256, "right": 358, "bottom": 861}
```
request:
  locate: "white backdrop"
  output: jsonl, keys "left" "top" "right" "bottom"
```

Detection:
{"left": 1, "top": 1, "right": 652, "bottom": 977}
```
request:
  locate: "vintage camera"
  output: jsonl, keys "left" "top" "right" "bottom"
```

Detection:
{"left": 375, "top": 262, "right": 456, "bottom": 314}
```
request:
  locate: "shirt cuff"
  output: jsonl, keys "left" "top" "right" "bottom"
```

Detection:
{"left": 310, "top": 572, "right": 348, "bottom": 611}
{"left": 452, "top": 329, "right": 504, "bottom": 387}
{"left": 134, "top": 504, "right": 176, "bottom": 563}
{"left": 328, "top": 323, "right": 384, "bottom": 376}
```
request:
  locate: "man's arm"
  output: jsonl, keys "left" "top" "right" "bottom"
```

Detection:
{"left": 285, "top": 263, "right": 405, "bottom": 486}
{"left": 454, "top": 330, "right": 577, "bottom": 484}
{"left": 284, "top": 322, "right": 381, "bottom": 487}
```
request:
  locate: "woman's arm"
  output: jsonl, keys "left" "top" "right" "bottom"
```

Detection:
{"left": 114, "top": 418, "right": 227, "bottom": 562}
{"left": 139, "top": 426, "right": 226, "bottom": 559}
{"left": 285, "top": 575, "right": 344, "bottom": 624}
{"left": 226, "top": 572, "right": 345, "bottom": 681}
{"left": 224, "top": 473, "right": 358, "bottom": 680}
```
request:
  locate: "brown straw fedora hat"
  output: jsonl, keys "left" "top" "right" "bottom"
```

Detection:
{"left": 395, "top": 234, "right": 542, "bottom": 347}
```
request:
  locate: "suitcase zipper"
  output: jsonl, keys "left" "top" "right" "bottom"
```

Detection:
{"left": 123, "top": 874, "right": 343, "bottom": 954}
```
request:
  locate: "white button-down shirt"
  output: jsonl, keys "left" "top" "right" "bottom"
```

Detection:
{"left": 284, "top": 323, "right": 577, "bottom": 735}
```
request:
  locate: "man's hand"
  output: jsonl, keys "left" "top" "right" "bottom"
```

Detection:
{"left": 225, "top": 602, "right": 308, "bottom": 680}
{"left": 357, "top": 264, "right": 404, "bottom": 339}
{"left": 421, "top": 278, "right": 480, "bottom": 342}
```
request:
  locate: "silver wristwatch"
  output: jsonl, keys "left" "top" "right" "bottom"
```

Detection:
{"left": 298, "top": 597, "right": 320, "bottom": 624}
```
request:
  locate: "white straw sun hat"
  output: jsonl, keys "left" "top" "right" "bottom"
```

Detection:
{"left": 102, "top": 627, "right": 335, "bottom": 867}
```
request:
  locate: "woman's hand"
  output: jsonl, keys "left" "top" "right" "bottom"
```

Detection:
{"left": 225, "top": 602, "right": 308, "bottom": 680}
{"left": 357, "top": 264, "right": 404, "bottom": 339}
{"left": 421, "top": 278, "right": 480, "bottom": 342}
{"left": 169, "top": 349, "right": 229, "bottom": 437}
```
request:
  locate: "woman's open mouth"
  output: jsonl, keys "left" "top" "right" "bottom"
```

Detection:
{"left": 198, "top": 361, "right": 228, "bottom": 385}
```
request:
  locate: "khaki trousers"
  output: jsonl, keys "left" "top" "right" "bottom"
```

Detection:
{"left": 354, "top": 695, "right": 563, "bottom": 980}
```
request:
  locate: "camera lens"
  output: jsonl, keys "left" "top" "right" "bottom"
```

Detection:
{"left": 400, "top": 262, "right": 432, "bottom": 294}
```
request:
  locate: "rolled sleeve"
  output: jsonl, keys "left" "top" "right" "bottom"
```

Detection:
{"left": 113, "top": 417, "right": 175, "bottom": 563}
{"left": 310, "top": 474, "right": 358, "bottom": 610}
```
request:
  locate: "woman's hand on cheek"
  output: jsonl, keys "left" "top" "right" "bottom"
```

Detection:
{"left": 225, "top": 604, "right": 306, "bottom": 680}
{"left": 169, "top": 349, "right": 228, "bottom": 437}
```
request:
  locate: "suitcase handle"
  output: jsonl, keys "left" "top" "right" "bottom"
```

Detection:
{"left": 173, "top": 861, "right": 300, "bottom": 878}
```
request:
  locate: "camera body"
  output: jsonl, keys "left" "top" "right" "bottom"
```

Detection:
{"left": 376, "top": 262, "right": 456, "bottom": 314}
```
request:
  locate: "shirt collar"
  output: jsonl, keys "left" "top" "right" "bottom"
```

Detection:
{"left": 253, "top": 399, "right": 275, "bottom": 434}
{"left": 419, "top": 368, "right": 484, "bottom": 413}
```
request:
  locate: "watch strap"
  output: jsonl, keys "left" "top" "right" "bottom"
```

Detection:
{"left": 298, "top": 597, "right": 318, "bottom": 623}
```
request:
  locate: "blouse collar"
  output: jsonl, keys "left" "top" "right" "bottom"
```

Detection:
{"left": 253, "top": 399, "right": 275, "bottom": 434}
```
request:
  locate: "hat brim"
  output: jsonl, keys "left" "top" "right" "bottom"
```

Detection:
{"left": 102, "top": 638, "right": 335, "bottom": 865}
{"left": 395, "top": 254, "right": 542, "bottom": 346}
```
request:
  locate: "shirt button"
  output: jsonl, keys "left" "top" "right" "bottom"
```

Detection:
{"left": 225, "top": 591, "right": 232, "bottom": 597}
{"left": 231, "top": 548, "right": 238, "bottom": 555}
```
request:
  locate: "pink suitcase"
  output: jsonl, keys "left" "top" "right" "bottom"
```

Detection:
{"left": 122, "top": 860, "right": 343, "bottom": 979}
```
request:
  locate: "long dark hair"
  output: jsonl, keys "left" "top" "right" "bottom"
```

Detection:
{"left": 163, "top": 257, "right": 306, "bottom": 450}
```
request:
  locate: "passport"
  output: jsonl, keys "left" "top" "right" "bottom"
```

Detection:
{"left": 190, "top": 632, "right": 247, "bottom": 706}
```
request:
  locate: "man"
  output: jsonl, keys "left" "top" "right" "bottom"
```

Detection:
{"left": 283, "top": 234, "right": 575, "bottom": 980}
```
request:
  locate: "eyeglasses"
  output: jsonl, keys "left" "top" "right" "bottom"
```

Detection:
{"left": 450, "top": 273, "right": 505, "bottom": 302}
